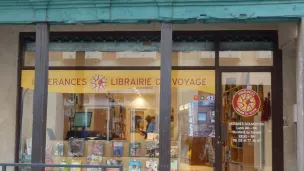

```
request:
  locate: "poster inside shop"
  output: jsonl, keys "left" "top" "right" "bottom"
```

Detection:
{"left": 21, "top": 70, "right": 215, "bottom": 94}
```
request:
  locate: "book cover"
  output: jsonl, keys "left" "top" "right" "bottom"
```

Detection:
{"left": 112, "top": 142, "right": 123, "bottom": 157}
{"left": 54, "top": 143, "right": 64, "bottom": 157}
{"left": 92, "top": 141, "right": 104, "bottom": 156}
{"left": 45, "top": 157, "right": 53, "bottom": 171}
{"left": 170, "top": 160, "right": 178, "bottom": 171}
{"left": 106, "top": 159, "right": 122, "bottom": 166}
{"left": 147, "top": 133, "right": 159, "bottom": 141}
{"left": 87, "top": 155, "right": 102, "bottom": 163}
{"left": 105, "top": 169, "right": 119, "bottom": 171}
{"left": 45, "top": 143, "right": 53, "bottom": 157}
{"left": 70, "top": 160, "right": 81, "bottom": 171}
{"left": 129, "top": 142, "right": 141, "bottom": 157}
{"left": 87, "top": 161, "right": 102, "bottom": 171}
{"left": 145, "top": 142, "right": 159, "bottom": 157}
{"left": 58, "top": 160, "right": 68, "bottom": 171}
{"left": 68, "top": 138, "right": 85, "bottom": 157}
{"left": 128, "top": 160, "right": 141, "bottom": 171}
{"left": 170, "top": 146, "right": 178, "bottom": 158}
{"left": 146, "top": 160, "right": 158, "bottom": 171}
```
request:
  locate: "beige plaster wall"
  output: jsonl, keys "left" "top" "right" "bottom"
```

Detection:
{"left": 0, "top": 23, "right": 298, "bottom": 171}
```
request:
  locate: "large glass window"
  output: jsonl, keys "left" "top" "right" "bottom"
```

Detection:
{"left": 172, "top": 70, "right": 215, "bottom": 171}
{"left": 219, "top": 51, "right": 273, "bottom": 66}
{"left": 20, "top": 69, "right": 162, "bottom": 170}
{"left": 20, "top": 35, "right": 163, "bottom": 170}
{"left": 19, "top": 32, "right": 279, "bottom": 171}
{"left": 24, "top": 51, "right": 161, "bottom": 67}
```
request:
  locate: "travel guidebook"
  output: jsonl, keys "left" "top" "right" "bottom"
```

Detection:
{"left": 87, "top": 161, "right": 102, "bottom": 171}
{"left": 106, "top": 159, "right": 122, "bottom": 166}
{"left": 105, "top": 159, "right": 122, "bottom": 171}
{"left": 45, "top": 143, "right": 53, "bottom": 157}
{"left": 146, "top": 160, "right": 158, "bottom": 171}
{"left": 68, "top": 138, "right": 85, "bottom": 157}
{"left": 58, "top": 160, "right": 68, "bottom": 171}
{"left": 128, "top": 160, "right": 141, "bottom": 171}
{"left": 170, "top": 160, "right": 178, "bottom": 171}
{"left": 113, "top": 142, "right": 123, "bottom": 157}
{"left": 129, "top": 142, "right": 141, "bottom": 157}
{"left": 145, "top": 141, "right": 159, "bottom": 157}
{"left": 92, "top": 141, "right": 104, "bottom": 156}
{"left": 54, "top": 143, "right": 64, "bottom": 156}
{"left": 105, "top": 169, "right": 119, "bottom": 171}
{"left": 170, "top": 146, "right": 178, "bottom": 158}
{"left": 71, "top": 160, "right": 82, "bottom": 171}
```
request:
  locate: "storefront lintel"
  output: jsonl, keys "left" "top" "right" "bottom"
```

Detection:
{"left": 0, "top": 0, "right": 302, "bottom": 24}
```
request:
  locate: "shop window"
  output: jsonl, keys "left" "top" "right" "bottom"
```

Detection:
{"left": 172, "top": 40, "right": 215, "bottom": 66}
{"left": 219, "top": 34, "right": 274, "bottom": 66}
{"left": 172, "top": 51, "right": 215, "bottom": 66}
{"left": 20, "top": 70, "right": 161, "bottom": 170}
{"left": 171, "top": 70, "right": 216, "bottom": 170}
{"left": 23, "top": 34, "right": 162, "bottom": 67}
{"left": 24, "top": 51, "right": 161, "bottom": 67}
{"left": 20, "top": 69, "right": 216, "bottom": 170}
{"left": 219, "top": 51, "right": 273, "bottom": 66}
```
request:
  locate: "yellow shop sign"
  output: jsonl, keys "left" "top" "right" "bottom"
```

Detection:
{"left": 21, "top": 70, "right": 215, "bottom": 93}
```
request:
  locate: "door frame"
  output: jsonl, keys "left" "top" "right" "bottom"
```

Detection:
{"left": 214, "top": 49, "right": 283, "bottom": 171}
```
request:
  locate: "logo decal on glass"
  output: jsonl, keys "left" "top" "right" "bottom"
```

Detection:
{"left": 91, "top": 75, "right": 106, "bottom": 91}
{"left": 232, "top": 89, "right": 261, "bottom": 117}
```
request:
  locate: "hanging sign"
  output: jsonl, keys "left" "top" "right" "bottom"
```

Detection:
{"left": 21, "top": 70, "right": 215, "bottom": 94}
{"left": 232, "top": 89, "right": 261, "bottom": 117}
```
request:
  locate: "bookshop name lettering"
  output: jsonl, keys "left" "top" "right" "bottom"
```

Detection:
{"left": 32, "top": 77, "right": 207, "bottom": 86}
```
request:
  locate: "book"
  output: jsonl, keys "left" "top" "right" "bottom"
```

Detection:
{"left": 170, "top": 146, "right": 178, "bottom": 158}
{"left": 68, "top": 138, "right": 85, "bottom": 157}
{"left": 45, "top": 143, "right": 53, "bottom": 157}
{"left": 54, "top": 143, "right": 64, "bottom": 157}
{"left": 87, "top": 156, "right": 102, "bottom": 171}
{"left": 146, "top": 160, "right": 158, "bottom": 171}
{"left": 170, "top": 160, "right": 178, "bottom": 171}
{"left": 45, "top": 157, "right": 53, "bottom": 171}
{"left": 92, "top": 141, "right": 104, "bottom": 156}
{"left": 106, "top": 159, "right": 122, "bottom": 166}
{"left": 87, "top": 161, "right": 102, "bottom": 171}
{"left": 128, "top": 160, "right": 141, "bottom": 171}
{"left": 71, "top": 160, "right": 82, "bottom": 171}
{"left": 145, "top": 141, "right": 159, "bottom": 157}
{"left": 129, "top": 142, "right": 141, "bottom": 157}
{"left": 105, "top": 169, "right": 119, "bottom": 171}
{"left": 58, "top": 160, "right": 68, "bottom": 171}
{"left": 87, "top": 155, "right": 102, "bottom": 163}
{"left": 147, "top": 133, "right": 159, "bottom": 141}
{"left": 112, "top": 142, "right": 123, "bottom": 157}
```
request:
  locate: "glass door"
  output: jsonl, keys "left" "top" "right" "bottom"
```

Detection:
{"left": 221, "top": 72, "right": 272, "bottom": 171}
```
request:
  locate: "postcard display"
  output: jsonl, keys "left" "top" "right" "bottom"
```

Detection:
{"left": 20, "top": 135, "right": 179, "bottom": 171}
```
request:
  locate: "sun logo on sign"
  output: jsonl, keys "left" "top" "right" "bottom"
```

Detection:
{"left": 91, "top": 74, "right": 107, "bottom": 91}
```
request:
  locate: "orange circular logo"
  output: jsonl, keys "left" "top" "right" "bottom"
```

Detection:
{"left": 232, "top": 89, "right": 261, "bottom": 117}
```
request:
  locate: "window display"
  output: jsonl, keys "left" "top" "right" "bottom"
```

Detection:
{"left": 14, "top": 26, "right": 285, "bottom": 171}
{"left": 19, "top": 69, "right": 216, "bottom": 170}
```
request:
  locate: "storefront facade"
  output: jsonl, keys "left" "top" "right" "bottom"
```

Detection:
{"left": 0, "top": 1, "right": 302, "bottom": 171}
